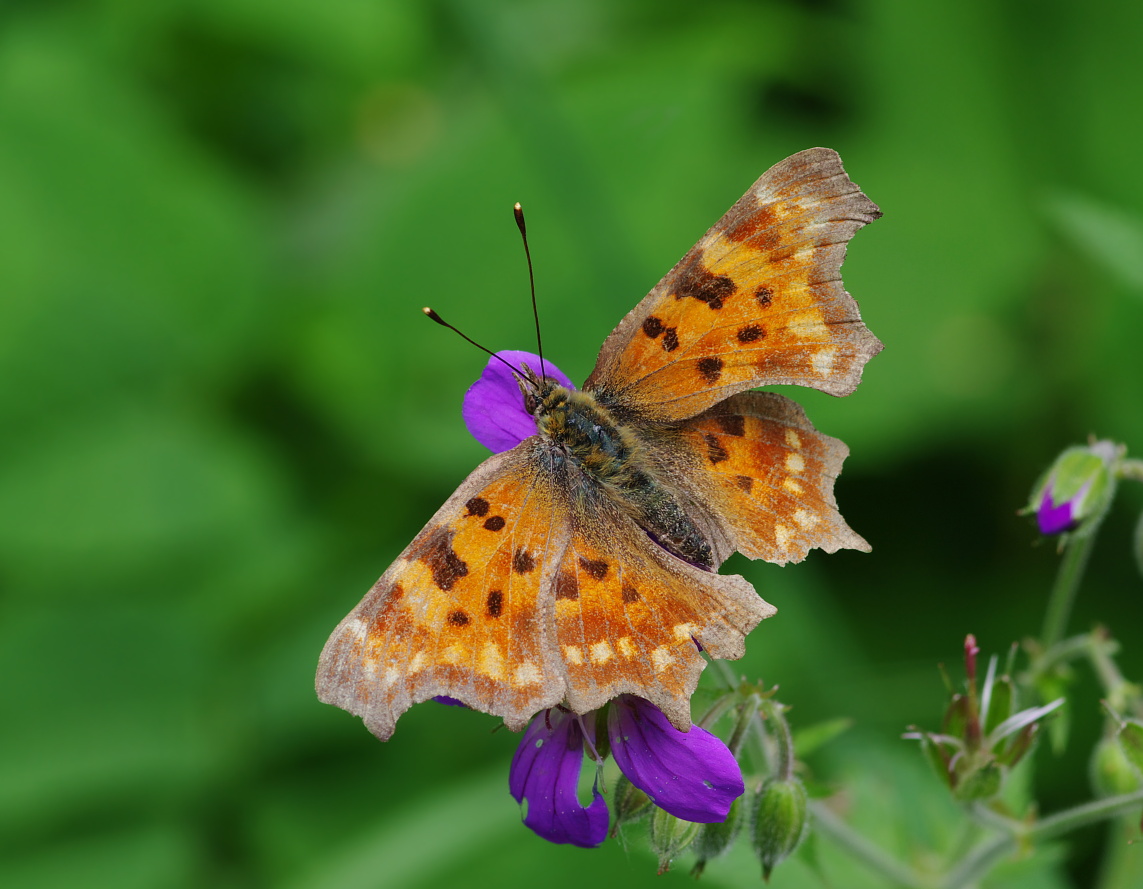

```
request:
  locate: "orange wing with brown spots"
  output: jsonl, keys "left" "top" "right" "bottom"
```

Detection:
{"left": 550, "top": 507, "right": 773, "bottom": 731}
{"left": 656, "top": 391, "right": 870, "bottom": 566}
{"left": 316, "top": 443, "right": 573, "bottom": 740}
{"left": 585, "top": 148, "right": 882, "bottom": 422}
{"left": 316, "top": 438, "right": 775, "bottom": 739}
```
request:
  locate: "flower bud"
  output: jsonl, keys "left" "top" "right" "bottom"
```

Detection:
{"left": 1117, "top": 720, "right": 1143, "bottom": 779}
{"left": 1091, "top": 735, "right": 1143, "bottom": 797}
{"left": 649, "top": 806, "right": 700, "bottom": 874}
{"left": 1027, "top": 441, "right": 1118, "bottom": 536}
{"left": 690, "top": 792, "right": 745, "bottom": 876}
{"left": 751, "top": 778, "right": 809, "bottom": 881}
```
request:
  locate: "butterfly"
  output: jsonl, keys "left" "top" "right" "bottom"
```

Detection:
{"left": 317, "top": 147, "right": 882, "bottom": 740}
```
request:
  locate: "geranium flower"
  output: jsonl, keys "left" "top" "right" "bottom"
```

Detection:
{"left": 510, "top": 695, "right": 744, "bottom": 847}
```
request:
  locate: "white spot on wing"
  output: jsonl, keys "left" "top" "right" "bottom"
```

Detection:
{"left": 651, "top": 646, "right": 676, "bottom": 673}
{"left": 785, "top": 452, "right": 805, "bottom": 473}
{"left": 563, "top": 645, "right": 584, "bottom": 666}
{"left": 590, "top": 641, "right": 614, "bottom": 664}
{"left": 811, "top": 346, "right": 838, "bottom": 376}
{"left": 479, "top": 641, "right": 504, "bottom": 680}
{"left": 514, "top": 661, "right": 542, "bottom": 686}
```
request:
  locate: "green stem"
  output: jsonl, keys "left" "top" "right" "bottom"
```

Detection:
{"left": 809, "top": 801, "right": 933, "bottom": 889}
{"left": 813, "top": 789, "right": 1143, "bottom": 889}
{"left": 1040, "top": 530, "right": 1099, "bottom": 650}
{"left": 1031, "top": 789, "right": 1143, "bottom": 840}
{"left": 1118, "top": 458, "right": 1143, "bottom": 482}
{"left": 941, "top": 790, "right": 1143, "bottom": 889}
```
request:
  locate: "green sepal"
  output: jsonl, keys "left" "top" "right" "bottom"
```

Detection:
{"left": 919, "top": 733, "right": 955, "bottom": 789}
{"left": 952, "top": 760, "right": 1003, "bottom": 801}
{"left": 649, "top": 806, "right": 700, "bottom": 875}
{"left": 983, "top": 676, "right": 1014, "bottom": 736}
{"left": 612, "top": 774, "right": 652, "bottom": 826}
{"left": 1117, "top": 720, "right": 1143, "bottom": 779}
{"left": 690, "top": 791, "right": 745, "bottom": 875}
{"left": 942, "top": 693, "right": 969, "bottom": 739}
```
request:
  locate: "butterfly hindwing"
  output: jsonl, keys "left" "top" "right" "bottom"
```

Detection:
{"left": 676, "top": 391, "right": 869, "bottom": 564}
{"left": 585, "top": 148, "right": 882, "bottom": 421}
{"left": 552, "top": 506, "right": 774, "bottom": 730}
{"left": 316, "top": 444, "right": 572, "bottom": 740}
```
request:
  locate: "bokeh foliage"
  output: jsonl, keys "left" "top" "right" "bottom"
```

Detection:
{"left": 2, "top": 0, "right": 1142, "bottom": 886}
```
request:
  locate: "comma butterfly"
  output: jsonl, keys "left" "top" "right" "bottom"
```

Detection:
{"left": 317, "top": 148, "right": 882, "bottom": 739}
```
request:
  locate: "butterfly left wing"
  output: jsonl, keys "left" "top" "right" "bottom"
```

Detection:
{"left": 316, "top": 442, "right": 573, "bottom": 740}
{"left": 549, "top": 498, "right": 774, "bottom": 731}
{"left": 585, "top": 148, "right": 881, "bottom": 422}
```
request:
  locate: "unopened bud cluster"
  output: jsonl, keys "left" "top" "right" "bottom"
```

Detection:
{"left": 908, "top": 635, "right": 1063, "bottom": 801}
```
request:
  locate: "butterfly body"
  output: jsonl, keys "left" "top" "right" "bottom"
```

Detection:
{"left": 529, "top": 370, "right": 715, "bottom": 569}
{"left": 318, "top": 148, "right": 882, "bottom": 740}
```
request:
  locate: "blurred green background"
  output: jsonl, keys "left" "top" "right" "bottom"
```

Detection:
{"left": 3, "top": 0, "right": 1143, "bottom": 887}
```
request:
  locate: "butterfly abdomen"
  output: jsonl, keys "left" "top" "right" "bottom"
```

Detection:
{"left": 535, "top": 385, "right": 714, "bottom": 569}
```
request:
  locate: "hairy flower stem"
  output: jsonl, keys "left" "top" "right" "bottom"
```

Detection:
{"left": 809, "top": 802, "right": 932, "bottom": 888}
{"left": 1040, "top": 526, "right": 1099, "bottom": 650}
{"left": 946, "top": 790, "right": 1143, "bottom": 889}
{"left": 811, "top": 789, "right": 1143, "bottom": 889}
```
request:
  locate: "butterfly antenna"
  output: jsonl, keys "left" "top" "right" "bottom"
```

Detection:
{"left": 422, "top": 307, "right": 523, "bottom": 378}
{"left": 514, "top": 202, "right": 547, "bottom": 382}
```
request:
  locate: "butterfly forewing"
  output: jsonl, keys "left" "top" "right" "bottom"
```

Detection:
{"left": 585, "top": 148, "right": 882, "bottom": 421}
{"left": 316, "top": 445, "right": 571, "bottom": 740}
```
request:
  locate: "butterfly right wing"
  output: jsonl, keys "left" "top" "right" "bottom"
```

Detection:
{"left": 316, "top": 442, "right": 572, "bottom": 740}
{"left": 650, "top": 390, "right": 869, "bottom": 567}
{"left": 585, "top": 148, "right": 881, "bottom": 422}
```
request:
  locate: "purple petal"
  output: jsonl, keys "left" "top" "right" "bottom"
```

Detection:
{"left": 607, "top": 695, "right": 743, "bottom": 823}
{"left": 509, "top": 709, "right": 609, "bottom": 847}
{"left": 1037, "top": 489, "right": 1076, "bottom": 535}
{"left": 433, "top": 696, "right": 468, "bottom": 708}
{"left": 462, "top": 351, "right": 575, "bottom": 453}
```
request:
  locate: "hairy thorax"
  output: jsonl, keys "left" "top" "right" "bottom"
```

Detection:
{"left": 530, "top": 379, "right": 714, "bottom": 570}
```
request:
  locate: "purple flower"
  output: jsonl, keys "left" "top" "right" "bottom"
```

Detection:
{"left": 508, "top": 708, "right": 610, "bottom": 847}
{"left": 510, "top": 696, "right": 744, "bottom": 846}
{"left": 462, "top": 351, "right": 575, "bottom": 453}
{"left": 1037, "top": 488, "right": 1082, "bottom": 535}
{"left": 1028, "top": 441, "right": 1119, "bottom": 536}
